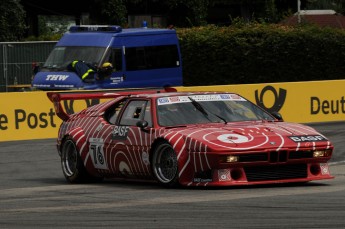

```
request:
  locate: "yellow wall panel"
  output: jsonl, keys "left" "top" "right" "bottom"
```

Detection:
{"left": 1, "top": 80, "right": 344, "bottom": 141}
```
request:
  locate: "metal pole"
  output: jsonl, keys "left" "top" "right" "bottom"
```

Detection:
{"left": 2, "top": 44, "right": 8, "bottom": 92}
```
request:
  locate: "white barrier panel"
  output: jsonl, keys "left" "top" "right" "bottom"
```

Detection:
{"left": 0, "top": 80, "right": 344, "bottom": 142}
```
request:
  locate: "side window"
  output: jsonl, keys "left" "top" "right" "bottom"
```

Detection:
{"left": 108, "top": 48, "right": 123, "bottom": 71}
{"left": 125, "top": 45, "right": 179, "bottom": 71}
{"left": 119, "top": 100, "right": 152, "bottom": 126}
{"left": 105, "top": 99, "right": 127, "bottom": 124}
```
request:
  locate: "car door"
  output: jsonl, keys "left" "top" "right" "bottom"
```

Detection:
{"left": 108, "top": 99, "right": 153, "bottom": 178}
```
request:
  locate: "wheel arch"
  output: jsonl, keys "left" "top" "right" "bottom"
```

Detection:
{"left": 58, "top": 127, "right": 87, "bottom": 156}
{"left": 149, "top": 134, "right": 188, "bottom": 162}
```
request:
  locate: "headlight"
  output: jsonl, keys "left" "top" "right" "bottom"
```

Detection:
{"left": 220, "top": 155, "right": 239, "bottom": 163}
{"left": 313, "top": 151, "right": 325, "bottom": 158}
{"left": 313, "top": 149, "right": 332, "bottom": 158}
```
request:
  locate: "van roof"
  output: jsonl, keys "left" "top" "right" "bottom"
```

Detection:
{"left": 57, "top": 26, "right": 177, "bottom": 47}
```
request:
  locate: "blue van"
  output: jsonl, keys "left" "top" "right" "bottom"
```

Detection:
{"left": 32, "top": 25, "right": 183, "bottom": 90}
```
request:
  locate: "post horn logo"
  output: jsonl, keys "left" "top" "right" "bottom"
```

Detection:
{"left": 63, "top": 99, "right": 100, "bottom": 114}
{"left": 255, "top": 85, "right": 287, "bottom": 113}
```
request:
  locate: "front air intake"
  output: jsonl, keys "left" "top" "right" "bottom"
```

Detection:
{"left": 244, "top": 164, "right": 308, "bottom": 181}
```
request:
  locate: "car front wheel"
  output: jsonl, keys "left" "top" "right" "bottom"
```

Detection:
{"left": 151, "top": 142, "right": 179, "bottom": 187}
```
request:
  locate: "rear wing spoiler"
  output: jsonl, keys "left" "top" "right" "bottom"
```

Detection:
{"left": 47, "top": 87, "right": 177, "bottom": 121}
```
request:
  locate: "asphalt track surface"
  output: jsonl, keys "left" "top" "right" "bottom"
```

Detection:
{"left": 0, "top": 122, "right": 344, "bottom": 228}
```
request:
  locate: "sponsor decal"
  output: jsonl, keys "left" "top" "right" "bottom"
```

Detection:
{"left": 32, "top": 84, "right": 51, "bottom": 87}
{"left": 228, "top": 94, "right": 245, "bottom": 100}
{"left": 320, "top": 163, "right": 330, "bottom": 175}
{"left": 193, "top": 178, "right": 213, "bottom": 183}
{"left": 288, "top": 135, "right": 328, "bottom": 142}
{"left": 157, "top": 98, "right": 169, "bottom": 105}
{"left": 54, "top": 84, "right": 75, "bottom": 88}
{"left": 220, "top": 94, "right": 231, "bottom": 99}
{"left": 158, "top": 94, "right": 245, "bottom": 105}
{"left": 142, "top": 151, "right": 150, "bottom": 165}
{"left": 112, "top": 126, "right": 129, "bottom": 140}
{"left": 45, "top": 75, "right": 69, "bottom": 81}
{"left": 217, "top": 133, "right": 249, "bottom": 144}
{"left": 119, "top": 161, "right": 131, "bottom": 176}
{"left": 218, "top": 169, "right": 231, "bottom": 181}
{"left": 110, "top": 76, "right": 124, "bottom": 84}
{"left": 169, "top": 97, "right": 180, "bottom": 102}
{"left": 89, "top": 138, "right": 108, "bottom": 170}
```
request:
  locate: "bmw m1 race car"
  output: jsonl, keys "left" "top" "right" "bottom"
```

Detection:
{"left": 47, "top": 88, "right": 334, "bottom": 187}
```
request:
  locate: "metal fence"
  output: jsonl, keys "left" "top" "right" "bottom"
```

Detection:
{"left": 0, "top": 41, "right": 57, "bottom": 92}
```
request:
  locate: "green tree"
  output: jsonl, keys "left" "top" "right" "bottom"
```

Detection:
{"left": 125, "top": 0, "right": 210, "bottom": 27}
{"left": 91, "top": 0, "right": 128, "bottom": 26}
{"left": 0, "top": 0, "right": 26, "bottom": 41}
{"left": 166, "top": 0, "right": 210, "bottom": 26}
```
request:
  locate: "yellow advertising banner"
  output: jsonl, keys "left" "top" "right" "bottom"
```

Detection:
{"left": 0, "top": 91, "right": 58, "bottom": 142}
{"left": 177, "top": 80, "right": 345, "bottom": 123}
{"left": 0, "top": 80, "right": 344, "bottom": 142}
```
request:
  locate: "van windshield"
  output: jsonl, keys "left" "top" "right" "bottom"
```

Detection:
{"left": 42, "top": 46, "right": 106, "bottom": 71}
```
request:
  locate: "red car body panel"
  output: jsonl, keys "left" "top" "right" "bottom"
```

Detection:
{"left": 48, "top": 89, "right": 334, "bottom": 187}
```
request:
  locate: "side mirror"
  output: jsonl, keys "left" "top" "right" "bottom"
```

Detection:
{"left": 271, "top": 112, "right": 283, "bottom": 121}
{"left": 136, "top": 120, "right": 149, "bottom": 129}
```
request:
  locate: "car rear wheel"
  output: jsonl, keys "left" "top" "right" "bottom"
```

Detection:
{"left": 61, "top": 138, "right": 102, "bottom": 183}
{"left": 152, "top": 142, "right": 179, "bottom": 187}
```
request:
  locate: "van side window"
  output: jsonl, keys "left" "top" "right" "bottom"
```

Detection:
{"left": 109, "top": 48, "right": 123, "bottom": 71}
{"left": 125, "top": 45, "right": 179, "bottom": 71}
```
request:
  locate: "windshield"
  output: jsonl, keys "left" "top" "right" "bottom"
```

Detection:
{"left": 42, "top": 46, "right": 106, "bottom": 71}
{"left": 157, "top": 94, "right": 274, "bottom": 126}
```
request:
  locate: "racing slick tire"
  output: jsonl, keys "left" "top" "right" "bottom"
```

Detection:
{"left": 151, "top": 142, "right": 179, "bottom": 187}
{"left": 61, "top": 138, "right": 102, "bottom": 183}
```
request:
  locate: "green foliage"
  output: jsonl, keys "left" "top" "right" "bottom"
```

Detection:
{"left": 103, "top": 0, "right": 128, "bottom": 26}
{"left": 0, "top": 0, "right": 26, "bottom": 41}
{"left": 92, "top": 0, "right": 128, "bottom": 26}
{"left": 24, "top": 34, "right": 63, "bottom": 42}
{"left": 125, "top": 0, "right": 209, "bottom": 27}
{"left": 38, "top": 16, "right": 73, "bottom": 36}
{"left": 177, "top": 23, "right": 345, "bottom": 86}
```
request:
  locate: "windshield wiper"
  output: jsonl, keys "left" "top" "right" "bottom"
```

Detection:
{"left": 188, "top": 97, "right": 227, "bottom": 124}
{"left": 188, "top": 96, "right": 208, "bottom": 116}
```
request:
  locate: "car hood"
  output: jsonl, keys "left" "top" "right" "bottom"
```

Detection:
{"left": 166, "top": 121, "right": 331, "bottom": 152}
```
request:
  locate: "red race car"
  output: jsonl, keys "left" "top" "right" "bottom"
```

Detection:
{"left": 47, "top": 88, "right": 334, "bottom": 187}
